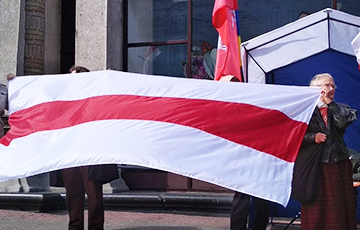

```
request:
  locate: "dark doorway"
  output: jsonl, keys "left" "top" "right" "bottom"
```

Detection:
{"left": 60, "top": 0, "right": 76, "bottom": 73}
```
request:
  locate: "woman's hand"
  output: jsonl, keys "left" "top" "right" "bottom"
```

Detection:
{"left": 315, "top": 132, "right": 326, "bottom": 144}
{"left": 6, "top": 73, "right": 15, "bottom": 81}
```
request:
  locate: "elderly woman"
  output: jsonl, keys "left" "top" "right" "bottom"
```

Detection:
{"left": 292, "top": 73, "right": 357, "bottom": 230}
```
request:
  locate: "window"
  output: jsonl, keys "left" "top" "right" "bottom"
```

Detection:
{"left": 124, "top": 0, "right": 218, "bottom": 79}
{"left": 124, "top": 0, "right": 360, "bottom": 78}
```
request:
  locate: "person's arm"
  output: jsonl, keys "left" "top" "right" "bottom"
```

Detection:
{"left": 301, "top": 111, "right": 327, "bottom": 145}
{"left": 4, "top": 74, "right": 15, "bottom": 110}
{"left": 353, "top": 166, "right": 360, "bottom": 186}
{"left": 353, "top": 172, "right": 360, "bottom": 182}
{"left": 302, "top": 132, "right": 315, "bottom": 145}
{"left": 328, "top": 101, "right": 357, "bottom": 132}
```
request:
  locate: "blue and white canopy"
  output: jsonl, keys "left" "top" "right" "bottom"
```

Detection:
{"left": 241, "top": 8, "right": 360, "bottom": 83}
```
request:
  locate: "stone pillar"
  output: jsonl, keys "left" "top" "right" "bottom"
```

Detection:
{"left": 107, "top": 0, "right": 123, "bottom": 70}
{"left": 0, "top": 0, "right": 25, "bottom": 83}
{"left": 104, "top": 168, "right": 129, "bottom": 193}
{"left": 75, "top": 0, "right": 107, "bottom": 70}
{"left": 24, "top": 0, "right": 45, "bottom": 75}
{"left": 44, "top": 0, "right": 61, "bottom": 74}
{"left": 0, "top": 180, "right": 22, "bottom": 193}
{"left": 76, "top": 0, "right": 123, "bottom": 70}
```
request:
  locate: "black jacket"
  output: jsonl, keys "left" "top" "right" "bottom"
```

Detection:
{"left": 291, "top": 101, "right": 357, "bottom": 203}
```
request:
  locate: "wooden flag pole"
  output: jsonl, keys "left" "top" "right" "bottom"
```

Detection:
{"left": 332, "top": 0, "right": 337, "bottom": 9}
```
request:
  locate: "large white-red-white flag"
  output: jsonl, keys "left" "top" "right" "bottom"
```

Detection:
{"left": 0, "top": 70, "right": 320, "bottom": 206}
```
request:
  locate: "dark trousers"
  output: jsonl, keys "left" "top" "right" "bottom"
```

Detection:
{"left": 230, "top": 192, "right": 270, "bottom": 230}
{"left": 61, "top": 166, "right": 104, "bottom": 230}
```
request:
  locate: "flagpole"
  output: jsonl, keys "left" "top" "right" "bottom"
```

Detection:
{"left": 234, "top": 2, "right": 243, "bottom": 82}
{"left": 332, "top": 0, "right": 337, "bottom": 9}
{"left": 235, "top": 11, "right": 242, "bottom": 79}
{"left": 186, "top": 0, "right": 193, "bottom": 78}
{"left": 186, "top": 0, "right": 194, "bottom": 189}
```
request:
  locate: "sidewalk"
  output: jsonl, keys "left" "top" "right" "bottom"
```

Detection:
{"left": 0, "top": 191, "right": 302, "bottom": 230}
{"left": 0, "top": 209, "right": 300, "bottom": 230}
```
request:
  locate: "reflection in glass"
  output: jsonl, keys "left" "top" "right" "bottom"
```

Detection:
{"left": 128, "top": 45, "right": 188, "bottom": 78}
{"left": 128, "top": 0, "right": 188, "bottom": 43}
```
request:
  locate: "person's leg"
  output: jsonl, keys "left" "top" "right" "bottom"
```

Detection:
{"left": 80, "top": 166, "right": 104, "bottom": 230}
{"left": 231, "top": 192, "right": 251, "bottom": 230}
{"left": 61, "top": 167, "right": 85, "bottom": 230}
{"left": 251, "top": 197, "right": 270, "bottom": 230}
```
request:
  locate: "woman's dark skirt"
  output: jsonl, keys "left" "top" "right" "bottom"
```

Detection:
{"left": 301, "top": 159, "right": 357, "bottom": 230}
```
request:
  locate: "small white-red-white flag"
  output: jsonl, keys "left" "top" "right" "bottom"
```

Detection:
{"left": 352, "top": 32, "right": 360, "bottom": 70}
{"left": 0, "top": 70, "right": 320, "bottom": 206}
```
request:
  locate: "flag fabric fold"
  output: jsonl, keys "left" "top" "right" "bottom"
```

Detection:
{"left": 212, "top": 0, "right": 242, "bottom": 81}
{"left": 0, "top": 70, "right": 320, "bottom": 206}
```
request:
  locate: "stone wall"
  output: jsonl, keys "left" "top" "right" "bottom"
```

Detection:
{"left": 0, "top": 0, "right": 24, "bottom": 83}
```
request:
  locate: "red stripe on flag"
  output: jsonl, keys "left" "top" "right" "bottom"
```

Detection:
{"left": 1, "top": 95, "right": 307, "bottom": 162}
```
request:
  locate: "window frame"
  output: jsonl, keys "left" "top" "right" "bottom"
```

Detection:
{"left": 123, "top": 0, "right": 193, "bottom": 78}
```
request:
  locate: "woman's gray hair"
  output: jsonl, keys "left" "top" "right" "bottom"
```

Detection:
{"left": 309, "top": 73, "right": 334, "bottom": 86}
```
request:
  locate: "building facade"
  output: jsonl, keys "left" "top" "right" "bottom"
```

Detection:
{"left": 1, "top": 0, "right": 360, "bottom": 193}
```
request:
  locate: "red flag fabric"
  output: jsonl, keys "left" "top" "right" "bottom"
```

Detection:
{"left": 212, "top": 0, "right": 242, "bottom": 81}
